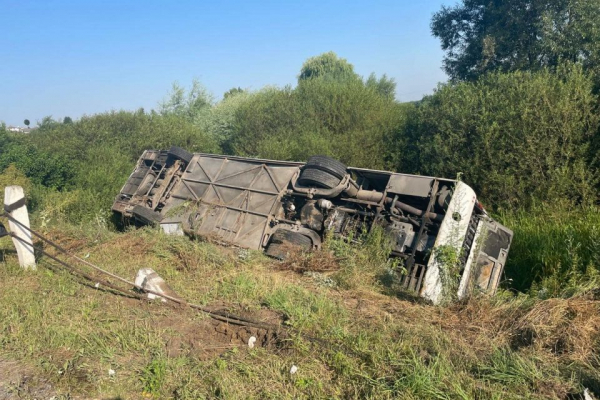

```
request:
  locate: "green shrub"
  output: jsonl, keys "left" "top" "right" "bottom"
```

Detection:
{"left": 0, "top": 141, "right": 75, "bottom": 190}
{"left": 17, "top": 111, "right": 219, "bottom": 224}
{"left": 31, "top": 110, "right": 219, "bottom": 162}
{"left": 398, "top": 64, "right": 599, "bottom": 209}
{"left": 226, "top": 79, "right": 407, "bottom": 169}
{"left": 0, "top": 164, "right": 33, "bottom": 196}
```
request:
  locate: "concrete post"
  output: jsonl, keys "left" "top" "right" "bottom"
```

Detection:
{"left": 134, "top": 268, "right": 179, "bottom": 302}
{"left": 4, "top": 186, "right": 36, "bottom": 269}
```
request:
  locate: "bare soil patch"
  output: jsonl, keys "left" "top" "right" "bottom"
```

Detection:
{"left": 0, "top": 360, "right": 55, "bottom": 400}
{"left": 151, "top": 302, "right": 288, "bottom": 361}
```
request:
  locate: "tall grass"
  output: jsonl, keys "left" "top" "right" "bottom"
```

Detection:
{"left": 2, "top": 226, "right": 597, "bottom": 399}
{"left": 500, "top": 204, "right": 600, "bottom": 296}
{"left": 324, "top": 224, "right": 401, "bottom": 292}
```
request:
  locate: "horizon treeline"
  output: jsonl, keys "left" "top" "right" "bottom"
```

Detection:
{"left": 1, "top": 0, "right": 599, "bottom": 295}
{"left": 3, "top": 53, "right": 597, "bottom": 210}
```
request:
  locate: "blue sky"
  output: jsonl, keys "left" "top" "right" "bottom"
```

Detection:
{"left": 0, "top": 0, "right": 449, "bottom": 126}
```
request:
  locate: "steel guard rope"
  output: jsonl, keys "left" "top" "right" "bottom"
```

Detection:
{"left": 1, "top": 211, "right": 281, "bottom": 332}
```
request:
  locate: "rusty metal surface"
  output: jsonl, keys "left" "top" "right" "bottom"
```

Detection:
{"left": 473, "top": 219, "right": 513, "bottom": 295}
{"left": 112, "top": 149, "right": 515, "bottom": 303}
{"left": 165, "top": 154, "right": 300, "bottom": 250}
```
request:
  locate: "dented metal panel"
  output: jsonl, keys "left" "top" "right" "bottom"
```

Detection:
{"left": 112, "top": 149, "right": 515, "bottom": 304}
{"left": 168, "top": 155, "right": 300, "bottom": 249}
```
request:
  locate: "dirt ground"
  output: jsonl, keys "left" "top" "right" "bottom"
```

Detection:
{"left": 0, "top": 360, "right": 55, "bottom": 400}
{"left": 159, "top": 305, "right": 286, "bottom": 361}
{"left": 0, "top": 299, "right": 287, "bottom": 400}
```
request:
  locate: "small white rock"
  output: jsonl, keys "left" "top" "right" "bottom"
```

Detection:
{"left": 248, "top": 336, "right": 257, "bottom": 349}
{"left": 290, "top": 365, "right": 298, "bottom": 375}
{"left": 108, "top": 368, "right": 116, "bottom": 377}
{"left": 94, "top": 282, "right": 100, "bottom": 288}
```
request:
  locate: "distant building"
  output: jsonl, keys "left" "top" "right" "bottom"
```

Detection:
{"left": 6, "top": 126, "right": 35, "bottom": 133}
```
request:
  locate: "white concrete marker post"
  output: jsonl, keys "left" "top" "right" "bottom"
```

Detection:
{"left": 134, "top": 268, "right": 179, "bottom": 302}
{"left": 4, "top": 186, "right": 36, "bottom": 269}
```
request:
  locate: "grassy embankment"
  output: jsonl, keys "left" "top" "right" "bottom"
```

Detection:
{"left": 0, "top": 219, "right": 599, "bottom": 399}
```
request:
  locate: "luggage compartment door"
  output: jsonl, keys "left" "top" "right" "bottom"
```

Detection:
{"left": 169, "top": 155, "right": 299, "bottom": 250}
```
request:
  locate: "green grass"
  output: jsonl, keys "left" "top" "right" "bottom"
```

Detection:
{"left": 500, "top": 205, "right": 600, "bottom": 296}
{"left": 0, "top": 223, "right": 599, "bottom": 399}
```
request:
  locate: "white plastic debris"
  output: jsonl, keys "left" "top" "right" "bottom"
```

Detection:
{"left": 584, "top": 388, "right": 595, "bottom": 400}
{"left": 94, "top": 282, "right": 100, "bottom": 288}
{"left": 248, "top": 336, "right": 257, "bottom": 349}
{"left": 290, "top": 365, "right": 298, "bottom": 375}
{"left": 108, "top": 368, "right": 116, "bottom": 377}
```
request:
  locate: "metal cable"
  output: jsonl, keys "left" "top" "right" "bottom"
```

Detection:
{"left": 2, "top": 211, "right": 375, "bottom": 362}
{"left": 2, "top": 211, "right": 281, "bottom": 331}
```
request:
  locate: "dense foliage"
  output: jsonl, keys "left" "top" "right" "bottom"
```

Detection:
{"left": 0, "top": 112, "right": 218, "bottom": 222}
{"left": 1, "top": 49, "right": 599, "bottom": 295}
{"left": 224, "top": 79, "right": 405, "bottom": 169}
{"left": 432, "top": 0, "right": 600, "bottom": 82}
{"left": 398, "top": 64, "right": 598, "bottom": 209}
{"left": 297, "top": 51, "right": 359, "bottom": 82}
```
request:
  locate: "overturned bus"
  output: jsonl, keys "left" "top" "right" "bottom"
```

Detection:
{"left": 112, "top": 147, "right": 513, "bottom": 304}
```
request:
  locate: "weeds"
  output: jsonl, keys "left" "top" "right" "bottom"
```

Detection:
{"left": 0, "top": 225, "right": 599, "bottom": 398}
{"left": 1, "top": 202, "right": 600, "bottom": 398}
{"left": 501, "top": 205, "right": 600, "bottom": 296}
{"left": 325, "top": 224, "right": 399, "bottom": 292}
{"left": 433, "top": 244, "right": 462, "bottom": 303}
{"left": 140, "top": 358, "right": 167, "bottom": 396}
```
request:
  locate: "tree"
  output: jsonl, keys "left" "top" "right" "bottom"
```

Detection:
{"left": 37, "top": 116, "right": 58, "bottom": 129}
{"left": 223, "top": 87, "right": 245, "bottom": 99}
{"left": 63, "top": 116, "right": 73, "bottom": 124}
{"left": 159, "top": 79, "right": 213, "bottom": 121}
{"left": 432, "top": 0, "right": 600, "bottom": 81}
{"left": 365, "top": 73, "right": 396, "bottom": 99}
{"left": 298, "top": 52, "right": 360, "bottom": 83}
{"left": 0, "top": 123, "right": 8, "bottom": 150}
{"left": 226, "top": 78, "right": 405, "bottom": 169}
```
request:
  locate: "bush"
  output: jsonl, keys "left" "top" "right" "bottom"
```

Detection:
{"left": 12, "top": 111, "right": 219, "bottom": 224}
{"left": 226, "top": 79, "right": 406, "bottom": 169}
{"left": 0, "top": 141, "right": 75, "bottom": 190}
{"left": 398, "top": 64, "right": 599, "bottom": 209}
{"left": 31, "top": 110, "right": 219, "bottom": 162}
{"left": 0, "top": 164, "right": 33, "bottom": 196}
